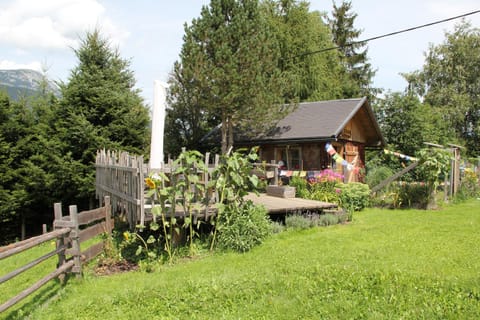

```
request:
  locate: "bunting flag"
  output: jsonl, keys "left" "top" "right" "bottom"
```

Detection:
{"left": 383, "top": 149, "right": 417, "bottom": 162}
{"left": 278, "top": 170, "right": 312, "bottom": 177}
{"left": 326, "top": 143, "right": 336, "bottom": 155}
{"left": 324, "top": 143, "right": 357, "bottom": 171}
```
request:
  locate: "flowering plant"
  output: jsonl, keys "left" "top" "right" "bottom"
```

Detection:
{"left": 315, "top": 169, "right": 344, "bottom": 183}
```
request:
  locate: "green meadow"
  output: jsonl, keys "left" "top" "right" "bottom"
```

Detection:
{"left": 2, "top": 200, "right": 479, "bottom": 319}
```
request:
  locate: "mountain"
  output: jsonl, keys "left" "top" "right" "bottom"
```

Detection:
{"left": 0, "top": 69, "right": 60, "bottom": 100}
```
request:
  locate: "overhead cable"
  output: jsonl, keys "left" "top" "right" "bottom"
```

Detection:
{"left": 296, "top": 9, "right": 480, "bottom": 59}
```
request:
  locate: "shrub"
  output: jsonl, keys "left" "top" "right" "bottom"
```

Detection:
{"left": 119, "top": 230, "right": 149, "bottom": 263}
{"left": 318, "top": 214, "right": 339, "bottom": 226}
{"left": 285, "top": 214, "right": 312, "bottom": 230}
{"left": 289, "top": 170, "right": 343, "bottom": 204}
{"left": 397, "top": 182, "right": 429, "bottom": 208}
{"left": 270, "top": 221, "right": 285, "bottom": 234}
{"left": 338, "top": 182, "right": 371, "bottom": 211}
{"left": 372, "top": 182, "right": 431, "bottom": 209}
{"left": 326, "top": 213, "right": 339, "bottom": 225}
{"left": 217, "top": 202, "right": 272, "bottom": 253}
{"left": 289, "top": 176, "right": 309, "bottom": 198}
{"left": 366, "top": 166, "right": 394, "bottom": 189}
{"left": 309, "top": 180, "right": 341, "bottom": 203}
{"left": 458, "top": 168, "right": 480, "bottom": 199}
{"left": 337, "top": 211, "right": 349, "bottom": 224}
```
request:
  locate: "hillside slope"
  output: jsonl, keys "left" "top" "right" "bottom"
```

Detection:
{"left": 0, "top": 69, "right": 60, "bottom": 100}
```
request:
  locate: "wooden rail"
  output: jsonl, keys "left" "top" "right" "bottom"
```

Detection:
{"left": 95, "top": 149, "right": 282, "bottom": 228}
{"left": 95, "top": 149, "right": 145, "bottom": 229}
{"left": 371, "top": 161, "right": 419, "bottom": 193}
{"left": 0, "top": 196, "right": 112, "bottom": 314}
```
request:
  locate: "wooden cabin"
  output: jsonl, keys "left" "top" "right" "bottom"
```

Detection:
{"left": 236, "top": 97, "right": 385, "bottom": 183}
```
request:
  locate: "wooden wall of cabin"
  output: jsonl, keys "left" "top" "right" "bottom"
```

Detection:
{"left": 301, "top": 143, "right": 323, "bottom": 170}
{"left": 258, "top": 143, "right": 330, "bottom": 171}
{"left": 257, "top": 141, "right": 366, "bottom": 183}
{"left": 259, "top": 146, "right": 275, "bottom": 165}
{"left": 343, "top": 141, "right": 366, "bottom": 183}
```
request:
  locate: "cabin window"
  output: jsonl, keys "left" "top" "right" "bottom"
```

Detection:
{"left": 275, "top": 147, "right": 302, "bottom": 170}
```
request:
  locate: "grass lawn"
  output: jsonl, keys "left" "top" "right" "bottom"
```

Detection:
{"left": 2, "top": 200, "right": 480, "bottom": 319}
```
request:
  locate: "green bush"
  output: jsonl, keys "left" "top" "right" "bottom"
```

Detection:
{"left": 318, "top": 214, "right": 339, "bottom": 226}
{"left": 397, "top": 182, "right": 429, "bottom": 208}
{"left": 270, "top": 221, "right": 285, "bottom": 234}
{"left": 366, "top": 166, "right": 394, "bottom": 189}
{"left": 289, "top": 172, "right": 341, "bottom": 204}
{"left": 119, "top": 230, "right": 149, "bottom": 263}
{"left": 372, "top": 182, "right": 430, "bottom": 209}
{"left": 217, "top": 202, "right": 272, "bottom": 253}
{"left": 309, "top": 180, "right": 341, "bottom": 203}
{"left": 338, "top": 182, "right": 371, "bottom": 211}
{"left": 337, "top": 211, "right": 349, "bottom": 223}
{"left": 289, "top": 176, "right": 309, "bottom": 198}
{"left": 285, "top": 212, "right": 348, "bottom": 229}
{"left": 458, "top": 168, "right": 480, "bottom": 199}
{"left": 285, "top": 214, "right": 312, "bottom": 230}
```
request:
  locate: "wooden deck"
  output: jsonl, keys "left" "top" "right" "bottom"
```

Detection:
{"left": 245, "top": 193, "right": 337, "bottom": 214}
{"left": 143, "top": 193, "right": 337, "bottom": 222}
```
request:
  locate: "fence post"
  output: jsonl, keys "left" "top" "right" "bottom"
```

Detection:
{"left": 204, "top": 153, "right": 210, "bottom": 218}
{"left": 54, "top": 203, "right": 67, "bottom": 283}
{"left": 104, "top": 196, "right": 112, "bottom": 233}
{"left": 271, "top": 160, "right": 279, "bottom": 186}
{"left": 69, "top": 205, "right": 82, "bottom": 278}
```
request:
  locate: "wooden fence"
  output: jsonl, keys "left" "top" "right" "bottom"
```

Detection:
{"left": 0, "top": 197, "right": 112, "bottom": 313}
{"left": 95, "top": 149, "right": 145, "bottom": 229}
{"left": 95, "top": 149, "right": 280, "bottom": 228}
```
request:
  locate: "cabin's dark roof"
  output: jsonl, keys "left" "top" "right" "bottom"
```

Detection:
{"left": 201, "top": 97, "right": 385, "bottom": 147}
{"left": 237, "top": 97, "right": 384, "bottom": 146}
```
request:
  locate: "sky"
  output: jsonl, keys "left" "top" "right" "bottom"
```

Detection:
{"left": 1, "top": 0, "right": 479, "bottom": 107}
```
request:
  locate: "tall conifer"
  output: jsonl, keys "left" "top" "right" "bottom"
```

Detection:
{"left": 168, "top": 0, "right": 290, "bottom": 154}
{"left": 328, "top": 1, "right": 376, "bottom": 98}
{"left": 57, "top": 30, "right": 150, "bottom": 208}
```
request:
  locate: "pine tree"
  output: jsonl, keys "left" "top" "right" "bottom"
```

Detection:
{"left": 56, "top": 30, "right": 150, "bottom": 208}
{"left": 168, "top": 0, "right": 290, "bottom": 154}
{"left": 328, "top": 1, "right": 376, "bottom": 98}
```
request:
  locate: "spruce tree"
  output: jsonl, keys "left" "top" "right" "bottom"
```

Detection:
{"left": 0, "top": 88, "right": 63, "bottom": 242}
{"left": 328, "top": 1, "right": 376, "bottom": 98}
{"left": 56, "top": 30, "right": 150, "bottom": 208}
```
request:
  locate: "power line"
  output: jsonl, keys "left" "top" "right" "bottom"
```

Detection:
{"left": 296, "top": 9, "right": 480, "bottom": 59}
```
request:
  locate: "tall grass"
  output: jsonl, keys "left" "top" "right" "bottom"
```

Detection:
{"left": 3, "top": 200, "right": 480, "bottom": 319}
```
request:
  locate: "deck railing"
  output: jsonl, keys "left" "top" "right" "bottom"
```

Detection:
{"left": 95, "top": 150, "right": 280, "bottom": 227}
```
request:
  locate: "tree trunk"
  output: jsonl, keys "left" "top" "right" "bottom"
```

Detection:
{"left": 228, "top": 117, "right": 234, "bottom": 153}
{"left": 221, "top": 113, "right": 227, "bottom": 154}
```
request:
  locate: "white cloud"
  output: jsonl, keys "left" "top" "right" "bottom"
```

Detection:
{"left": 0, "top": 0, "right": 129, "bottom": 50}
{"left": 0, "top": 60, "right": 43, "bottom": 71}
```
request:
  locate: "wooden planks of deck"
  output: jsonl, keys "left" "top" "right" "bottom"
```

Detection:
{"left": 245, "top": 193, "right": 337, "bottom": 214}
{"left": 142, "top": 193, "right": 337, "bottom": 223}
